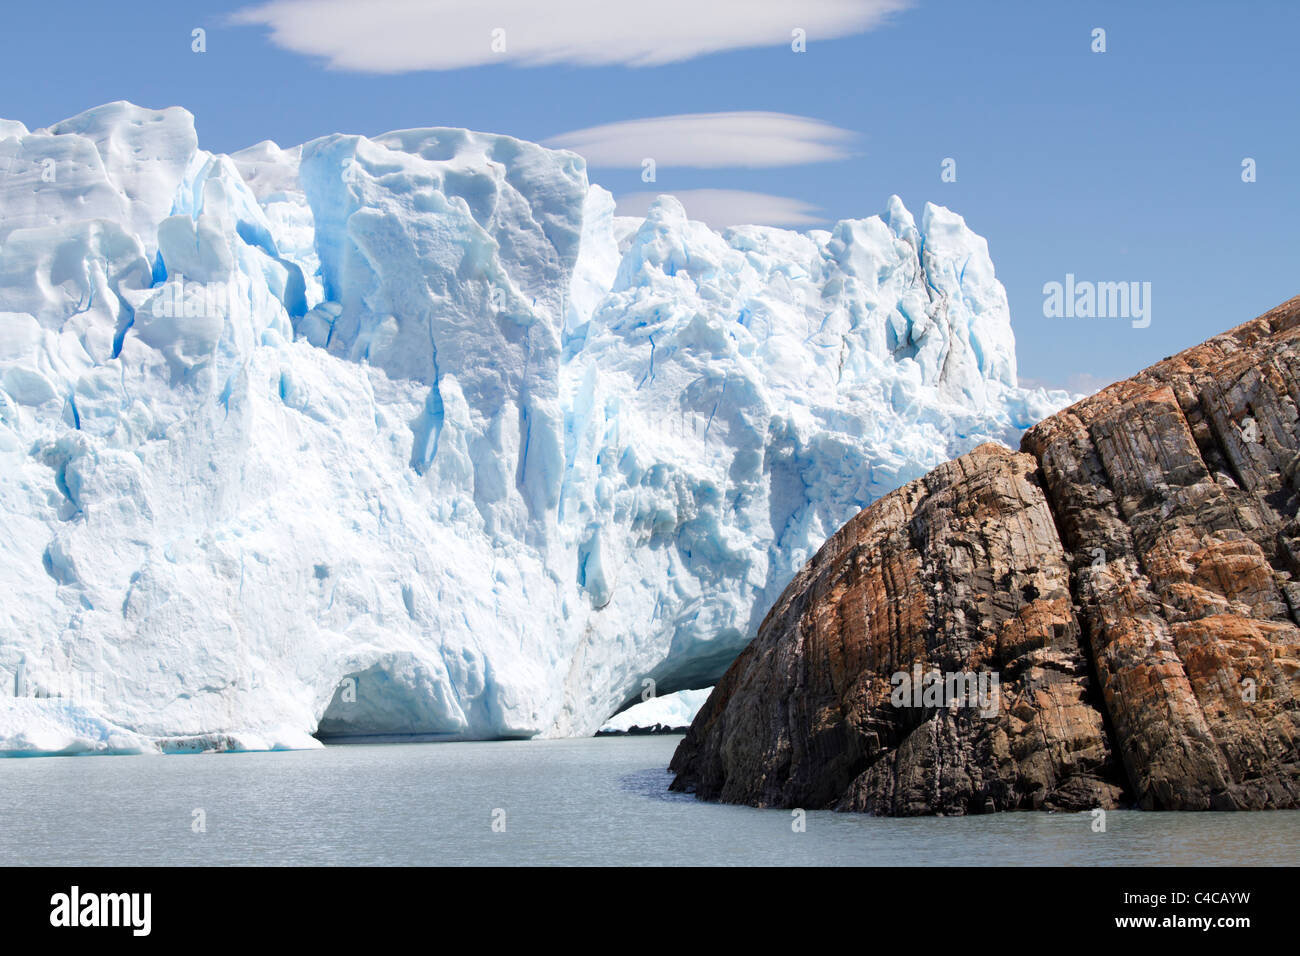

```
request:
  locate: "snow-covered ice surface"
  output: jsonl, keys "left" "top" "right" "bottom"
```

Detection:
{"left": 0, "top": 698, "right": 157, "bottom": 756}
{"left": 599, "top": 688, "right": 712, "bottom": 733}
{"left": 0, "top": 102, "right": 1071, "bottom": 754}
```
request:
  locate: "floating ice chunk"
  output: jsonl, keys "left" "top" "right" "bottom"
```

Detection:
{"left": 599, "top": 687, "right": 713, "bottom": 733}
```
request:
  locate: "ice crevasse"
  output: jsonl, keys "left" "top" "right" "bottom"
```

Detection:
{"left": 0, "top": 102, "right": 1070, "bottom": 755}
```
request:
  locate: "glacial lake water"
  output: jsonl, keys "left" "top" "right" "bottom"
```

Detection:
{"left": 2, "top": 735, "right": 1297, "bottom": 866}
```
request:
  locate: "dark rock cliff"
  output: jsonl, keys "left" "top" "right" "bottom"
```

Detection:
{"left": 669, "top": 295, "right": 1300, "bottom": 813}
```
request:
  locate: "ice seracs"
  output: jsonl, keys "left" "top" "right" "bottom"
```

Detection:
{"left": 0, "top": 101, "right": 1071, "bottom": 754}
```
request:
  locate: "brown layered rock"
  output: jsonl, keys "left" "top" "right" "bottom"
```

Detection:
{"left": 1021, "top": 295, "right": 1300, "bottom": 809}
{"left": 669, "top": 444, "right": 1126, "bottom": 814}
{"left": 671, "top": 295, "right": 1300, "bottom": 813}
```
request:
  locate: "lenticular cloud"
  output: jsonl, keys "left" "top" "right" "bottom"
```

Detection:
{"left": 231, "top": 0, "right": 915, "bottom": 72}
{"left": 545, "top": 112, "right": 856, "bottom": 169}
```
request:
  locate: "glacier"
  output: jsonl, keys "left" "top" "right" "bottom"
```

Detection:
{"left": 599, "top": 687, "right": 712, "bottom": 734}
{"left": 0, "top": 102, "right": 1070, "bottom": 754}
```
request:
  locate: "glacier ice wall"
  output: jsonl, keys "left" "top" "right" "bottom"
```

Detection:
{"left": 0, "top": 102, "right": 1070, "bottom": 751}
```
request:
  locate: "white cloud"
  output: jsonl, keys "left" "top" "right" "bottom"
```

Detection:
{"left": 231, "top": 0, "right": 912, "bottom": 73}
{"left": 616, "top": 189, "right": 824, "bottom": 229}
{"left": 547, "top": 112, "right": 855, "bottom": 169}
{"left": 1019, "top": 372, "right": 1110, "bottom": 397}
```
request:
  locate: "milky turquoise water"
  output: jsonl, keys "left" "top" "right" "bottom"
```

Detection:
{"left": 2, "top": 735, "right": 1297, "bottom": 865}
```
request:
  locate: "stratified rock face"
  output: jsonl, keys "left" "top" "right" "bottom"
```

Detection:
{"left": 669, "top": 443, "right": 1125, "bottom": 814}
{"left": 1021, "top": 296, "right": 1300, "bottom": 810}
{"left": 671, "top": 296, "right": 1300, "bottom": 813}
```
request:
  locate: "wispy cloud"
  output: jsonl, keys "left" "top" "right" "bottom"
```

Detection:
{"left": 617, "top": 190, "right": 824, "bottom": 229}
{"left": 231, "top": 0, "right": 912, "bottom": 73}
{"left": 547, "top": 112, "right": 855, "bottom": 169}
{"left": 1019, "top": 372, "right": 1109, "bottom": 397}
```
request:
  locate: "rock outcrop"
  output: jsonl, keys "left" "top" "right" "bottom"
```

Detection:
{"left": 670, "top": 295, "right": 1300, "bottom": 813}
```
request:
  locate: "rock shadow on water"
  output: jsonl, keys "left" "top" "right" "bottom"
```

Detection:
{"left": 618, "top": 766, "right": 698, "bottom": 804}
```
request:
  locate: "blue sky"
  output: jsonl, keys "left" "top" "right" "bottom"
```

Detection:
{"left": 1, "top": 0, "right": 1297, "bottom": 392}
